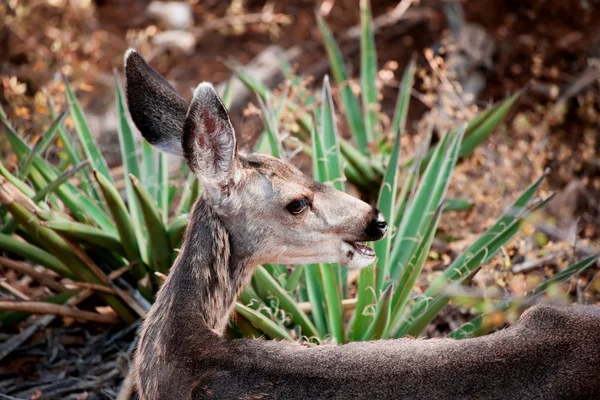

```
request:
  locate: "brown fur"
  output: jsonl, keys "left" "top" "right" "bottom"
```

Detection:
{"left": 125, "top": 49, "right": 600, "bottom": 400}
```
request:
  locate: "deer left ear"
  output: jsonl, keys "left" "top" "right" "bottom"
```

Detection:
{"left": 183, "top": 82, "right": 239, "bottom": 187}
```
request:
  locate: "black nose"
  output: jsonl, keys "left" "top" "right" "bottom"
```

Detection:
{"left": 365, "top": 210, "right": 387, "bottom": 240}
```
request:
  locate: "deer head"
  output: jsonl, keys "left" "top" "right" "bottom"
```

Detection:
{"left": 124, "top": 49, "right": 387, "bottom": 269}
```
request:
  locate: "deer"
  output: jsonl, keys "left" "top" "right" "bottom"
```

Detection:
{"left": 124, "top": 49, "right": 600, "bottom": 400}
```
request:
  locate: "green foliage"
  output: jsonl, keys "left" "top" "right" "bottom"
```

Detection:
{"left": 0, "top": 1, "right": 594, "bottom": 346}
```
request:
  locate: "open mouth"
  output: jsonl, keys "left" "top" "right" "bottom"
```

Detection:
{"left": 345, "top": 241, "right": 375, "bottom": 258}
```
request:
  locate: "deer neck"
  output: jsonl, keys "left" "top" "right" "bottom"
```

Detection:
{"left": 155, "top": 197, "right": 253, "bottom": 335}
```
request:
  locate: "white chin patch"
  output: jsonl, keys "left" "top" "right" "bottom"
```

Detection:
{"left": 340, "top": 241, "right": 376, "bottom": 269}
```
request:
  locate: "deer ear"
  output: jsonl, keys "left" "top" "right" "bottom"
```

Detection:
{"left": 183, "top": 82, "right": 239, "bottom": 186}
{"left": 124, "top": 48, "right": 187, "bottom": 156}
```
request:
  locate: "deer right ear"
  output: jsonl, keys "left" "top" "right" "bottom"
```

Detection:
{"left": 124, "top": 49, "right": 187, "bottom": 156}
{"left": 183, "top": 83, "right": 239, "bottom": 188}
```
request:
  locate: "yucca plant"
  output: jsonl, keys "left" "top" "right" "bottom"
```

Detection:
{"left": 0, "top": 75, "right": 200, "bottom": 326}
{"left": 0, "top": 70, "right": 594, "bottom": 341}
{"left": 229, "top": 71, "right": 596, "bottom": 343}
{"left": 0, "top": 0, "right": 595, "bottom": 345}
{"left": 220, "top": 1, "right": 597, "bottom": 342}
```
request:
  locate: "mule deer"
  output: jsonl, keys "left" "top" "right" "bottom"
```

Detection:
{"left": 124, "top": 49, "right": 600, "bottom": 400}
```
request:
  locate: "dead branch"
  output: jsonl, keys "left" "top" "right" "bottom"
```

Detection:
{"left": 0, "top": 256, "right": 67, "bottom": 293}
{"left": 0, "top": 300, "right": 119, "bottom": 323}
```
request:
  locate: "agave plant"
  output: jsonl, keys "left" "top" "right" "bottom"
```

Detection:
{"left": 0, "top": 75, "right": 197, "bottom": 326}
{"left": 229, "top": 70, "right": 596, "bottom": 343}
{"left": 0, "top": 0, "right": 595, "bottom": 344}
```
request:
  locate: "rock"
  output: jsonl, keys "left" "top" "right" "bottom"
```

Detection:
{"left": 152, "top": 30, "right": 196, "bottom": 55}
{"left": 546, "top": 179, "right": 588, "bottom": 226}
{"left": 217, "top": 45, "right": 301, "bottom": 114}
{"left": 146, "top": 1, "right": 193, "bottom": 30}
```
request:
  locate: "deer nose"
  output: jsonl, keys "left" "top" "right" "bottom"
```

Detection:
{"left": 366, "top": 210, "right": 387, "bottom": 240}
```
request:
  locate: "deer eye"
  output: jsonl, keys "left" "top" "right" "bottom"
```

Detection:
{"left": 286, "top": 199, "right": 307, "bottom": 215}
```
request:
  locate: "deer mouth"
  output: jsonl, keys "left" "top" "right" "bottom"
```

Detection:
{"left": 344, "top": 241, "right": 375, "bottom": 258}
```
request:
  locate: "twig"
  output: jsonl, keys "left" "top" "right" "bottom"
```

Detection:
{"left": 547, "top": 64, "right": 600, "bottom": 120}
{"left": 536, "top": 224, "right": 598, "bottom": 258}
{"left": 0, "top": 289, "right": 96, "bottom": 363}
{"left": 0, "top": 315, "right": 54, "bottom": 363}
{"left": 424, "top": 48, "right": 472, "bottom": 119}
{"left": 342, "top": 0, "right": 429, "bottom": 40}
{"left": 297, "top": 298, "right": 357, "bottom": 314}
{"left": 0, "top": 256, "right": 67, "bottom": 293}
{"left": 0, "top": 281, "right": 30, "bottom": 301}
{"left": 0, "top": 301, "right": 119, "bottom": 323}
{"left": 512, "top": 253, "right": 566, "bottom": 274}
{"left": 117, "top": 368, "right": 135, "bottom": 400}
{"left": 64, "top": 281, "right": 119, "bottom": 295}
{"left": 191, "top": 11, "right": 292, "bottom": 39}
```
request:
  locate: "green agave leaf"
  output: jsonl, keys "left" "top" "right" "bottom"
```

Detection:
{"left": 404, "top": 89, "right": 523, "bottom": 172}
{"left": 390, "top": 57, "right": 416, "bottom": 137}
{"left": 235, "top": 302, "right": 292, "bottom": 340}
{"left": 303, "top": 264, "right": 327, "bottom": 337}
{"left": 1, "top": 162, "right": 90, "bottom": 236}
{"left": 239, "top": 286, "right": 267, "bottom": 312}
{"left": 320, "top": 263, "right": 345, "bottom": 343}
{"left": 390, "top": 127, "right": 465, "bottom": 282}
{"left": 262, "top": 264, "right": 287, "bottom": 288}
{"left": 316, "top": 12, "right": 368, "bottom": 152}
{"left": 305, "top": 124, "right": 329, "bottom": 337}
{"left": 229, "top": 64, "right": 374, "bottom": 189}
{"left": 114, "top": 73, "right": 146, "bottom": 251}
{"left": 44, "top": 220, "right": 125, "bottom": 254}
{"left": 94, "top": 170, "right": 151, "bottom": 299}
{"left": 47, "top": 93, "right": 83, "bottom": 168}
{"left": 64, "top": 78, "right": 112, "bottom": 182}
{"left": 339, "top": 139, "right": 379, "bottom": 184}
{"left": 167, "top": 213, "right": 189, "bottom": 249}
{"left": 321, "top": 76, "right": 346, "bottom": 192}
{"left": 285, "top": 264, "right": 305, "bottom": 293}
{"left": 257, "top": 93, "right": 284, "bottom": 160}
{"left": 387, "top": 203, "right": 443, "bottom": 335}
{"left": 158, "top": 152, "right": 169, "bottom": 222}
{"left": 0, "top": 160, "right": 35, "bottom": 199}
{"left": 35, "top": 163, "right": 116, "bottom": 234}
{"left": 432, "top": 171, "right": 549, "bottom": 292}
{"left": 362, "top": 284, "right": 393, "bottom": 341}
{"left": 393, "top": 125, "right": 434, "bottom": 230}
{"left": 131, "top": 174, "right": 172, "bottom": 274}
{"left": 33, "top": 161, "right": 90, "bottom": 203}
{"left": 444, "top": 198, "right": 473, "bottom": 212}
{"left": 312, "top": 121, "right": 328, "bottom": 183}
{"left": 321, "top": 76, "right": 346, "bottom": 302}
{"left": 176, "top": 173, "right": 198, "bottom": 215}
{"left": 0, "top": 233, "right": 75, "bottom": 279}
{"left": 360, "top": 0, "right": 379, "bottom": 142}
{"left": 396, "top": 184, "right": 552, "bottom": 337}
{"left": 4, "top": 200, "right": 135, "bottom": 323}
{"left": 459, "top": 89, "right": 524, "bottom": 159}
{"left": 253, "top": 265, "right": 319, "bottom": 338}
{"left": 141, "top": 140, "right": 158, "bottom": 199}
{"left": 19, "top": 110, "right": 67, "bottom": 179}
{"left": 351, "top": 265, "right": 376, "bottom": 341}
{"left": 0, "top": 109, "right": 115, "bottom": 233}
{"left": 375, "top": 129, "right": 402, "bottom": 291}
{"left": 222, "top": 78, "right": 233, "bottom": 109}
{"left": 449, "top": 255, "right": 598, "bottom": 339}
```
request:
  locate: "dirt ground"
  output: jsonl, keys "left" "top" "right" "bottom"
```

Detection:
{"left": 1, "top": 0, "right": 600, "bottom": 398}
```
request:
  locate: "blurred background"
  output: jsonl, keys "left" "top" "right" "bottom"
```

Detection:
{"left": 1, "top": 0, "right": 600, "bottom": 398}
